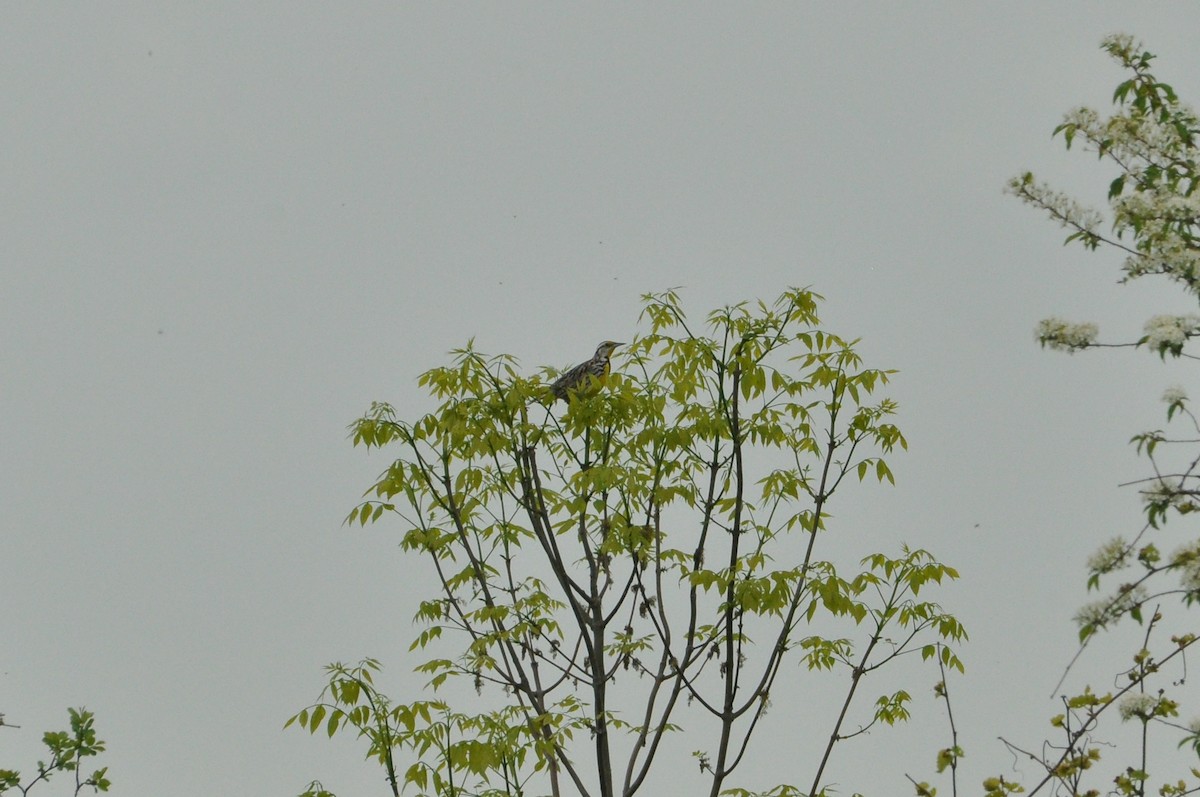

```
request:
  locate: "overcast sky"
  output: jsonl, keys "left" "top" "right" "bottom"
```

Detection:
{"left": 5, "top": 4, "right": 1200, "bottom": 796}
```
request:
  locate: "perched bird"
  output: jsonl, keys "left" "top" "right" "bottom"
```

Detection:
{"left": 550, "top": 341, "right": 623, "bottom": 402}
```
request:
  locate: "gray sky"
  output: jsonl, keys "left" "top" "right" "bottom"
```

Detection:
{"left": 4, "top": 4, "right": 1200, "bottom": 795}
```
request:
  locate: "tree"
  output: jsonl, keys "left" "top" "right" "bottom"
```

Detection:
{"left": 289, "top": 287, "right": 965, "bottom": 797}
{"left": 0, "top": 708, "right": 110, "bottom": 796}
{"left": 991, "top": 34, "right": 1200, "bottom": 797}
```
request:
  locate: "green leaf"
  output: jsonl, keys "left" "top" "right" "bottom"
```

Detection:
{"left": 309, "top": 705, "right": 326, "bottom": 734}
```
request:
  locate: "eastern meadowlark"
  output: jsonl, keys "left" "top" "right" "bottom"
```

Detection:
{"left": 549, "top": 341, "right": 623, "bottom": 402}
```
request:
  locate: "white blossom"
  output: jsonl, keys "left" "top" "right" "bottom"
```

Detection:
{"left": 1170, "top": 541, "right": 1200, "bottom": 593}
{"left": 1073, "top": 598, "right": 1111, "bottom": 628}
{"left": 1006, "top": 176, "right": 1105, "bottom": 238}
{"left": 1113, "top": 191, "right": 1200, "bottom": 229}
{"left": 1162, "top": 193, "right": 1200, "bottom": 220}
{"left": 1142, "top": 314, "right": 1200, "bottom": 356}
{"left": 1061, "top": 106, "right": 1101, "bottom": 131}
{"left": 1188, "top": 716, "right": 1200, "bottom": 734}
{"left": 1117, "top": 692, "right": 1159, "bottom": 722}
{"left": 1073, "top": 584, "right": 1148, "bottom": 630}
{"left": 1110, "top": 584, "right": 1146, "bottom": 613}
{"left": 1101, "top": 33, "right": 1139, "bottom": 63}
{"left": 1057, "top": 107, "right": 1104, "bottom": 149}
{"left": 1035, "top": 317, "right": 1099, "bottom": 352}
{"left": 1162, "top": 385, "right": 1188, "bottom": 404}
{"left": 1108, "top": 115, "right": 1193, "bottom": 163}
{"left": 1141, "top": 477, "right": 1188, "bottom": 508}
{"left": 1086, "top": 537, "right": 1130, "bottom": 574}
{"left": 1122, "top": 248, "right": 1200, "bottom": 293}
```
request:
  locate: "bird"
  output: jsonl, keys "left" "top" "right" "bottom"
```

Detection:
{"left": 549, "top": 341, "right": 624, "bottom": 402}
